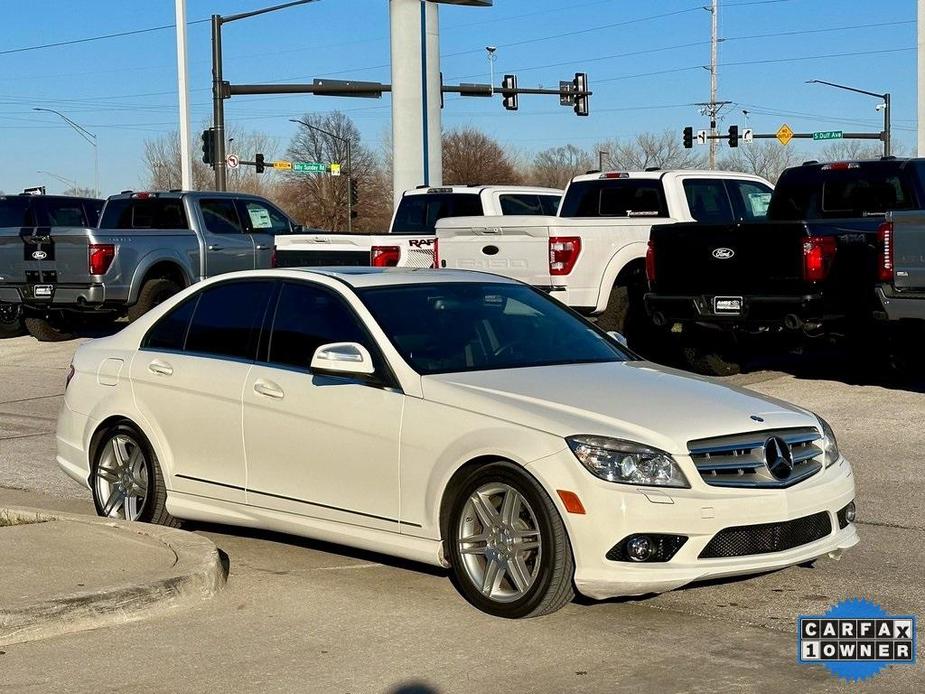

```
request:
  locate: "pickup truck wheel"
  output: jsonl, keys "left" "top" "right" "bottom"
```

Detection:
{"left": 598, "top": 283, "right": 661, "bottom": 357}
{"left": 127, "top": 279, "right": 181, "bottom": 323}
{"left": 597, "top": 286, "right": 630, "bottom": 333}
{"left": 0, "top": 303, "right": 25, "bottom": 338}
{"left": 24, "top": 315, "right": 75, "bottom": 342}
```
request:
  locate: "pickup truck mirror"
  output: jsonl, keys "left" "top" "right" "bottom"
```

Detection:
{"left": 291, "top": 223, "right": 304, "bottom": 233}
{"left": 607, "top": 330, "right": 628, "bottom": 347}
{"left": 310, "top": 342, "right": 376, "bottom": 376}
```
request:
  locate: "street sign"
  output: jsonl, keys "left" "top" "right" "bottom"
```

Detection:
{"left": 293, "top": 162, "right": 328, "bottom": 173}
{"left": 776, "top": 123, "right": 794, "bottom": 146}
{"left": 813, "top": 130, "right": 843, "bottom": 141}
{"left": 742, "top": 128, "right": 754, "bottom": 143}
{"left": 330, "top": 163, "right": 342, "bottom": 177}
{"left": 273, "top": 161, "right": 293, "bottom": 170}
{"left": 225, "top": 154, "right": 240, "bottom": 169}
{"left": 696, "top": 129, "right": 708, "bottom": 145}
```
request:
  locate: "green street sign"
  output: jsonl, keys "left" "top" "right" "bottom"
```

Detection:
{"left": 812, "top": 130, "right": 843, "bottom": 141}
{"left": 292, "top": 162, "right": 328, "bottom": 173}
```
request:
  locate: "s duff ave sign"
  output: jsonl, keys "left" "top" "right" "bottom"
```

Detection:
{"left": 813, "top": 130, "right": 844, "bottom": 141}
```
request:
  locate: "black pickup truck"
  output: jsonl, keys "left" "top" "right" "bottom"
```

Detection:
{"left": 644, "top": 158, "right": 925, "bottom": 374}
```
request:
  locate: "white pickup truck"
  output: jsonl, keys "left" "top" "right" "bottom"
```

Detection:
{"left": 435, "top": 169, "right": 773, "bottom": 345}
{"left": 275, "top": 184, "right": 561, "bottom": 269}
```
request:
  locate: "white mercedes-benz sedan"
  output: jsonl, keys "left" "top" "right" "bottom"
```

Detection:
{"left": 57, "top": 268, "right": 858, "bottom": 618}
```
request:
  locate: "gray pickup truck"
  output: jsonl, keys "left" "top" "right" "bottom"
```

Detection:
{"left": 0, "top": 191, "right": 299, "bottom": 341}
{"left": 876, "top": 211, "right": 925, "bottom": 322}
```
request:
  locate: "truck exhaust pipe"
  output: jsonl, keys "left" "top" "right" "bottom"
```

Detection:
{"left": 783, "top": 314, "right": 802, "bottom": 330}
{"left": 651, "top": 311, "right": 667, "bottom": 327}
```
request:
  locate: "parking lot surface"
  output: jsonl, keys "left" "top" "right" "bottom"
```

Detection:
{"left": 1, "top": 334, "right": 922, "bottom": 692}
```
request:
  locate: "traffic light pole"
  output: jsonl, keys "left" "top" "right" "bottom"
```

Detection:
{"left": 211, "top": 15, "right": 226, "bottom": 192}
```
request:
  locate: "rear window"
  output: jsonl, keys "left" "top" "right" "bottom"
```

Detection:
{"left": 559, "top": 180, "right": 668, "bottom": 218}
{"left": 45, "top": 199, "right": 88, "bottom": 227}
{"left": 769, "top": 163, "right": 920, "bottom": 221}
{"left": 498, "top": 194, "right": 562, "bottom": 216}
{"left": 100, "top": 198, "right": 189, "bottom": 230}
{"left": 391, "top": 193, "right": 483, "bottom": 234}
{"left": 0, "top": 197, "right": 34, "bottom": 227}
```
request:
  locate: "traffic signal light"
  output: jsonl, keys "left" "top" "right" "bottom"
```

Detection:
{"left": 201, "top": 128, "right": 216, "bottom": 164}
{"left": 501, "top": 74, "right": 518, "bottom": 111}
{"left": 255, "top": 153, "right": 265, "bottom": 174}
{"left": 728, "top": 125, "right": 739, "bottom": 148}
{"left": 573, "top": 72, "right": 589, "bottom": 117}
{"left": 683, "top": 126, "right": 694, "bottom": 149}
{"left": 350, "top": 178, "right": 358, "bottom": 207}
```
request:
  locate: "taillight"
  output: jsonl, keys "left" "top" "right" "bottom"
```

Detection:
{"left": 432, "top": 238, "right": 440, "bottom": 269}
{"left": 271, "top": 248, "right": 278, "bottom": 268}
{"left": 88, "top": 244, "right": 115, "bottom": 275}
{"left": 65, "top": 363, "right": 75, "bottom": 390}
{"left": 549, "top": 236, "right": 581, "bottom": 275}
{"left": 645, "top": 240, "right": 656, "bottom": 283}
{"left": 802, "top": 236, "right": 837, "bottom": 282}
{"left": 371, "top": 245, "right": 401, "bottom": 267}
{"left": 877, "top": 221, "right": 894, "bottom": 282}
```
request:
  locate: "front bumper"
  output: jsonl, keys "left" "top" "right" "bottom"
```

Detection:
{"left": 527, "top": 449, "right": 857, "bottom": 600}
{"left": 645, "top": 292, "right": 830, "bottom": 328}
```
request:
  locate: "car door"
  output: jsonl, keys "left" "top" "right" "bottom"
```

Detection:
{"left": 197, "top": 198, "right": 257, "bottom": 277}
{"left": 130, "top": 278, "right": 276, "bottom": 503}
{"left": 242, "top": 280, "right": 404, "bottom": 531}
{"left": 236, "top": 198, "right": 293, "bottom": 269}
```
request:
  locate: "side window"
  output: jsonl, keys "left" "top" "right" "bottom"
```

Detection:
{"left": 726, "top": 180, "right": 773, "bottom": 221}
{"left": 683, "top": 179, "right": 734, "bottom": 224}
{"left": 185, "top": 281, "right": 274, "bottom": 361}
{"left": 142, "top": 296, "right": 198, "bottom": 352}
{"left": 45, "top": 200, "right": 87, "bottom": 226}
{"left": 268, "top": 282, "right": 370, "bottom": 371}
{"left": 199, "top": 199, "right": 243, "bottom": 235}
{"left": 499, "top": 194, "right": 542, "bottom": 215}
{"left": 240, "top": 200, "right": 291, "bottom": 234}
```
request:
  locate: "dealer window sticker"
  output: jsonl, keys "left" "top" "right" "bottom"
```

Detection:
{"left": 748, "top": 192, "right": 771, "bottom": 217}
{"left": 247, "top": 204, "right": 273, "bottom": 229}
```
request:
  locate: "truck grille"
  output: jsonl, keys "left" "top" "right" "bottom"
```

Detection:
{"left": 687, "top": 427, "right": 823, "bottom": 489}
{"left": 699, "top": 511, "right": 832, "bottom": 559}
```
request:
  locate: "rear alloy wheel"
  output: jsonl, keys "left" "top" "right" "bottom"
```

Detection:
{"left": 91, "top": 422, "right": 179, "bottom": 527}
{"left": 0, "top": 303, "right": 24, "bottom": 338}
{"left": 448, "top": 463, "right": 574, "bottom": 618}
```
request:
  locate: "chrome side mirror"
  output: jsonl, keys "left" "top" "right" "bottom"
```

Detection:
{"left": 310, "top": 342, "right": 375, "bottom": 376}
{"left": 607, "top": 330, "right": 628, "bottom": 347}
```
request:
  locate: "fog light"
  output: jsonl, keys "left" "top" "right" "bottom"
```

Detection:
{"left": 626, "top": 535, "right": 654, "bottom": 562}
{"left": 845, "top": 502, "right": 856, "bottom": 524}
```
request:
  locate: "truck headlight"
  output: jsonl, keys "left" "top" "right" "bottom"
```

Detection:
{"left": 566, "top": 435, "right": 690, "bottom": 488}
{"left": 817, "top": 416, "right": 840, "bottom": 467}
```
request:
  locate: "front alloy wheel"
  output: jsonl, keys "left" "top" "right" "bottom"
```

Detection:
{"left": 447, "top": 463, "right": 575, "bottom": 618}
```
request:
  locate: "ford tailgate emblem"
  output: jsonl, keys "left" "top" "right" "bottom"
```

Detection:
{"left": 712, "top": 247, "right": 735, "bottom": 259}
{"left": 31, "top": 250, "right": 47, "bottom": 260}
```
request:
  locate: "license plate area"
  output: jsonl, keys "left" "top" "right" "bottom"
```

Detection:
{"left": 32, "top": 284, "right": 54, "bottom": 299}
{"left": 713, "top": 296, "right": 743, "bottom": 314}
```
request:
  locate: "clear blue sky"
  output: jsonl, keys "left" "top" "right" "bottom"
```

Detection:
{"left": 0, "top": 0, "right": 916, "bottom": 195}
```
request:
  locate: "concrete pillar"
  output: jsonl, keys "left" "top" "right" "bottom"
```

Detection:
{"left": 919, "top": 0, "right": 925, "bottom": 155}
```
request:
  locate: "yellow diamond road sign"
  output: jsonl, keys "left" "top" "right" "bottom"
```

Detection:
{"left": 776, "top": 123, "right": 794, "bottom": 146}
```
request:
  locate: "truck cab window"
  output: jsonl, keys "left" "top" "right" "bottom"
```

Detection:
{"left": 683, "top": 179, "right": 734, "bottom": 224}
{"left": 200, "top": 199, "right": 243, "bottom": 235}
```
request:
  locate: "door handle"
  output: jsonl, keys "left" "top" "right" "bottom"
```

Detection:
{"left": 207, "top": 244, "right": 223, "bottom": 251}
{"left": 147, "top": 360, "right": 173, "bottom": 376}
{"left": 253, "top": 379, "right": 284, "bottom": 399}
{"left": 255, "top": 244, "right": 270, "bottom": 250}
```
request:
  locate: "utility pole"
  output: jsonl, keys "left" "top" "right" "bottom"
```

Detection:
{"left": 709, "top": 0, "right": 718, "bottom": 169}
{"left": 919, "top": 0, "right": 925, "bottom": 155}
{"left": 175, "top": 0, "right": 192, "bottom": 190}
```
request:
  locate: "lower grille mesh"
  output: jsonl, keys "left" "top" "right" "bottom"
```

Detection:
{"left": 699, "top": 511, "right": 832, "bottom": 559}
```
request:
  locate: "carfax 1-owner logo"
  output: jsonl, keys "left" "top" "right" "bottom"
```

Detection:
{"left": 798, "top": 598, "right": 917, "bottom": 682}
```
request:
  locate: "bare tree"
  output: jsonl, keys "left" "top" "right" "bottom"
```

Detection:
{"left": 819, "top": 139, "right": 904, "bottom": 161}
{"left": 62, "top": 186, "right": 98, "bottom": 198}
{"left": 597, "top": 130, "right": 706, "bottom": 171}
{"left": 282, "top": 111, "right": 383, "bottom": 232}
{"left": 530, "top": 145, "right": 593, "bottom": 189}
{"left": 442, "top": 127, "right": 522, "bottom": 185}
{"left": 718, "top": 141, "right": 803, "bottom": 183}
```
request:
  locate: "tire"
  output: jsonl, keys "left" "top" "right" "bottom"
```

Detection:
{"left": 0, "top": 303, "right": 24, "bottom": 338}
{"left": 24, "top": 315, "right": 75, "bottom": 342}
{"left": 90, "top": 421, "right": 180, "bottom": 527}
{"left": 446, "top": 462, "right": 574, "bottom": 618}
{"left": 596, "top": 285, "right": 630, "bottom": 334}
{"left": 126, "top": 278, "right": 181, "bottom": 323}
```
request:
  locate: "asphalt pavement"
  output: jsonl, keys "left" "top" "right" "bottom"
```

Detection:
{"left": 0, "top": 334, "right": 923, "bottom": 693}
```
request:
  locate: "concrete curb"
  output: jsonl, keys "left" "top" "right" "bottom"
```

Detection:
{"left": 0, "top": 506, "right": 227, "bottom": 646}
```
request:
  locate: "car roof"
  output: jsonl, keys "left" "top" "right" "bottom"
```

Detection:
{"left": 569, "top": 170, "right": 769, "bottom": 183}
{"left": 403, "top": 185, "right": 562, "bottom": 196}
{"left": 211, "top": 267, "right": 521, "bottom": 289}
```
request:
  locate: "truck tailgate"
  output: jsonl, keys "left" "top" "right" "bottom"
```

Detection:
{"left": 0, "top": 226, "right": 95, "bottom": 296}
{"left": 891, "top": 210, "right": 925, "bottom": 291}
{"left": 436, "top": 215, "right": 553, "bottom": 287}
{"left": 275, "top": 234, "right": 372, "bottom": 267}
{"left": 650, "top": 221, "right": 811, "bottom": 295}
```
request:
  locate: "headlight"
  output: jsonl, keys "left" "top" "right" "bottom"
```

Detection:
{"left": 817, "top": 416, "right": 840, "bottom": 467}
{"left": 566, "top": 435, "right": 690, "bottom": 488}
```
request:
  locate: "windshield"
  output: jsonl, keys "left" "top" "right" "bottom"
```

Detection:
{"left": 358, "top": 282, "right": 630, "bottom": 375}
